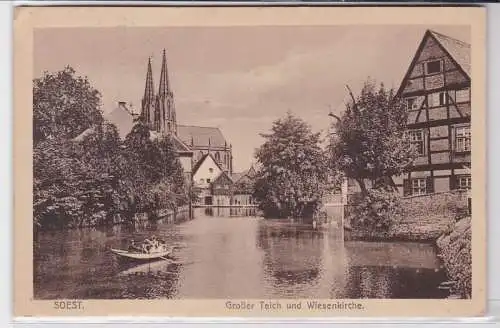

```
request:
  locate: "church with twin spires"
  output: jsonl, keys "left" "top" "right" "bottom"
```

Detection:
{"left": 137, "top": 49, "right": 234, "bottom": 177}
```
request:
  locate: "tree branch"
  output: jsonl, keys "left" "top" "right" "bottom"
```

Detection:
{"left": 345, "top": 84, "right": 359, "bottom": 113}
{"left": 328, "top": 112, "right": 341, "bottom": 122}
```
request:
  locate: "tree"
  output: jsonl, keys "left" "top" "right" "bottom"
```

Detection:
{"left": 123, "top": 122, "right": 187, "bottom": 210}
{"left": 33, "top": 66, "right": 103, "bottom": 145}
{"left": 329, "top": 79, "right": 417, "bottom": 195}
{"left": 253, "top": 112, "right": 330, "bottom": 219}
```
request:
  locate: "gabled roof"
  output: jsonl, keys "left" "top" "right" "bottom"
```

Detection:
{"left": 230, "top": 172, "right": 244, "bottom": 182}
{"left": 212, "top": 170, "right": 233, "bottom": 185}
{"left": 397, "top": 29, "right": 471, "bottom": 97}
{"left": 429, "top": 30, "right": 470, "bottom": 78}
{"left": 192, "top": 152, "right": 225, "bottom": 176}
{"left": 231, "top": 165, "right": 257, "bottom": 183}
{"left": 177, "top": 125, "right": 228, "bottom": 148}
{"left": 105, "top": 102, "right": 139, "bottom": 139}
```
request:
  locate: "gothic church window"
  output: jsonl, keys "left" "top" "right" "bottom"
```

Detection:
{"left": 215, "top": 152, "right": 221, "bottom": 162}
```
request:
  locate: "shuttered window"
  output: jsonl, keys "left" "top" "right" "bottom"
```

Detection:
{"left": 430, "top": 92, "right": 448, "bottom": 107}
{"left": 457, "top": 175, "right": 471, "bottom": 189}
{"left": 455, "top": 126, "right": 471, "bottom": 152}
{"left": 412, "top": 179, "right": 426, "bottom": 195}
{"left": 404, "top": 177, "right": 434, "bottom": 196}
{"left": 409, "top": 130, "right": 426, "bottom": 156}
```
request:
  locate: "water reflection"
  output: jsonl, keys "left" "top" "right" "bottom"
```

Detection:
{"left": 34, "top": 208, "right": 449, "bottom": 300}
{"left": 202, "top": 206, "right": 258, "bottom": 217}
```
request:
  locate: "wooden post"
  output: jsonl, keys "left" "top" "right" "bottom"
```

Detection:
{"left": 341, "top": 177, "right": 348, "bottom": 242}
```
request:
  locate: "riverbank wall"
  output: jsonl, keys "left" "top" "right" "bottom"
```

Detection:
{"left": 435, "top": 216, "right": 472, "bottom": 298}
{"left": 345, "top": 191, "right": 469, "bottom": 242}
{"left": 34, "top": 205, "right": 191, "bottom": 231}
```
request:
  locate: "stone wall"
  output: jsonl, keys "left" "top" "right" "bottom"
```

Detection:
{"left": 436, "top": 217, "right": 472, "bottom": 298}
{"left": 399, "top": 190, "right": 469, "bottom": 221}
{"left": 345, "top": 191, "right": 469, "bottom": 242}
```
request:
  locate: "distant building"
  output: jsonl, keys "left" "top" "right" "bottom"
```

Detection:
{"left": 211, "top": 171, "right": 234, "bottom": 206}
{"left": 137, "top": 50, "right": 234, "bottom": 180}
{"left": 177, "top": 125, "right": 233, "bottom": 175}
{"left": 191, "top": 160, "right": 257, "bottom": 206}
{"left": 231, "top": 166, "right": 257, "bottom": 206}
{"left": 192, "top": 153, "right": 225, "bottom": 205}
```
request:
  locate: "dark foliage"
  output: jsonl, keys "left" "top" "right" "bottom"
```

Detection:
{"left": 253, "top": 112, "right": 330, "bottom": 219}
{"left": 33, "top": 67, "right": 188, "bottom": 229}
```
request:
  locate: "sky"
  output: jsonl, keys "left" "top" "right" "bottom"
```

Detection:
{"left": 34, "top": 25, "right": 470, "bottom": 172}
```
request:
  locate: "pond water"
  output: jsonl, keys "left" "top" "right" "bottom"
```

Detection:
{"left": 34, "top": 207, "right": 449, "bottom": 299}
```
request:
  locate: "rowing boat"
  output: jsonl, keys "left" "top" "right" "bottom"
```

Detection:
{"left": 110, "top": 246, "right": 173, "bottom": 261}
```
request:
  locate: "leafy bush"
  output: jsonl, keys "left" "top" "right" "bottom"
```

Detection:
{"left": 347, "top": 189, "right": 403, "bottom": 232}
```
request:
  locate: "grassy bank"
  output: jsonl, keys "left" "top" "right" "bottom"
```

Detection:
{"left": 435, "top": 216, "right": 472, "bottom": 299}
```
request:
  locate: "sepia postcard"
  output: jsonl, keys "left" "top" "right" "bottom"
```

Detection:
{"left": 14, "top": 6, "right": 487, "bottom": 318}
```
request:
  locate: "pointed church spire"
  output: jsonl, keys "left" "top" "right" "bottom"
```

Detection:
{"left": 208, "top": 138, "right": 211, "bottom": 153}
{"left": 156, "top": 49, "right": 177, "bottom": 135}
{"left": 141, "top": 57, "right": 155, "bottom": 127}
{"left": 158, "top": 49, "right": 170, "bottom": 98}
{"left": 144, "top": 57, "right": 155, "bottom": 100}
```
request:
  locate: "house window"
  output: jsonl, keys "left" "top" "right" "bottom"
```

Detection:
{"left": 406, "top": 97, "right": 419, "bottom": 111}
{"left": 409, "top": 130, "right": 426, "bottom": 155}
{"left": 206, "top": 179, "right": 211, "bottom": 183}
{"left": 412, "top": 178, "right": 427, "bottom": 195}
{"left": 457, "top": 175, "right": 471, "bottom": 190}
{"left": 200, "top": 179, "right": 205, "bottom": 184}
{"left": 430, "top": 92, "right": 448, "bottom": 107}
{"left": 425, "top": 60, "right": 442, "bottom": 75}
{"left": 209, "top": 168, "right": 213, "bottom": 173}
{"left": 455, "top": 126, "right": 471, "bottom": 152}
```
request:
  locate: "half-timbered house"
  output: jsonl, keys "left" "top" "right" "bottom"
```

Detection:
{"left": 395, "top": 30, "right": 471, "bottom": 196}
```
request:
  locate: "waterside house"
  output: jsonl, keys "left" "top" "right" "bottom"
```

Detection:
{"left": 345, "top": 29, "right": 471, "bottom": 197}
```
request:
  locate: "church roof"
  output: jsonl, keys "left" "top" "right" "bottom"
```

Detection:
{"left": 429, "top": 30, "right": 471, "bottom": 78}
{"left": 177, "top": 125, "right": 228, "bottom": 148}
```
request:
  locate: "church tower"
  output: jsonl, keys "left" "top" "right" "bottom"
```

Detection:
{"left": 140, "top": 57, "right": 156, "bottom": 129}
{"left": 156, "top": 49, "right": 177, "bottom": 135}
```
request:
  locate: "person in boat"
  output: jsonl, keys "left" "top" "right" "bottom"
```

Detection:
{"left": 128, "top": 240, "right": 142, "bottom": 253}
{"left": 141, "top": 242, "right": 151, "bottom": 254}
{"left": 151, "top": 236, "right": 164, "bottom": 252}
